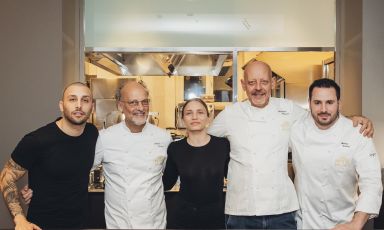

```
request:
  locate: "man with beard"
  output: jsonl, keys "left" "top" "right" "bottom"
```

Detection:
{"left": 208, "top": 60, "right": 374, "bottom": 229}
{"left": 0, "top": 82, "right": 98, "bottom": 229}
{"left": 93, "top": 81, "right": 172, "bottom": 229}
{"left": 290, "top": 78, "right": 382, "bottom": 229}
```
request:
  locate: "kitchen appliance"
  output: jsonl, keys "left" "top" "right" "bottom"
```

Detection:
{"left": 89, "top": 165, "right": 104, "bottom": 189}
{"left": 86, "top": 52, "right": 232, "bottom": 77}
{"left": 90, "top": 78, "right": 135, "bottom": 129}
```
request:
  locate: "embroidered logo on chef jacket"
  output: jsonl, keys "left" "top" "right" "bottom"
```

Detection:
{"left": 369, "top": 152, "right": 377, "bottom": 157}
{"left": 154, "top": 155, "right": 166, "bottom": 165}
{"left": 335, "top": 155, "right": 351, "bottom": 167}
{"left": 154, "top": 142, "right": 167, "bottom": 148}
{"left": 280, "top": 120, "right": 291, "bottom": 131}
{"left": 341, "top": 142, "right": 351, "bottom": 148}
{"left": 278, "top": 110, "right": 290, "bottom": 115}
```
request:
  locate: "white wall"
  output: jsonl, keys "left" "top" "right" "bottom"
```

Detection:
{"left": 336, "top": 0, "right": 362, "bottom": 116}
{"left": 362, "top": 0, "right": 384, "bottom": 165}
{"left": 63, "top": 0, "right": 83, "bottom": 84}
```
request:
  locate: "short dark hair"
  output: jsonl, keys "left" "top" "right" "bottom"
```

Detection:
{"left": 309, "top": 78, "right": 340, "bottom": 101}
{"left": 181, "top": 98, "right": 209, "bottom": 118}
{"left": 62, "top": 82, "right": 90, "bottom": 100}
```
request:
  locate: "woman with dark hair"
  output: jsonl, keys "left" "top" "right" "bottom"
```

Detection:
{"left": 163, "top": 98, "right": 230, "bottom": 229}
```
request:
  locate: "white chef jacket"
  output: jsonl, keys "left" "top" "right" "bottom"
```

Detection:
{"left": 290, "top": 114, "right": 382, "bottom": 229}
{"left": 94, "top": 121, "right": 172, "bottom": 229}
{"left": 208, "top": 98, "right": 305, "bottom": 216}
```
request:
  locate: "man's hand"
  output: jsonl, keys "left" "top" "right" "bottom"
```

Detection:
{"left": 331, "top": 222, "right": 359, "bottom": 230}
{"left": 350, "top": 116, "right": 374, "bottom": 137}
{"left": 332, "top": 212, "right": 369, "bottom": 230}
{"left": 20, "top": 185, "right": 33, "bottom": 205}
{"left": 14, "top": 214, "right": 41, "bottom": 230}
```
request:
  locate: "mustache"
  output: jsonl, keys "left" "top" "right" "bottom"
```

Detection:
{"left": 133, "top": 110, "right": 146, "bottom": 115}
{"left": 73, "top": 109, "right": 85, "bottom": 114}
{"left": 317, "top": 112, "right": 331, "bottom": 116}
{"left": 251, "top": 89, "right": 265, "bottom": 95}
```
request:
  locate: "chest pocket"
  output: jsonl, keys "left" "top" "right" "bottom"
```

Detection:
{"left": 255, "top": 116, "right": 291, "bottom": 154}
{"left": 325, "top": 144, "right": 356, "bottom": 189}
{"left": 333, "top": 154, "right": 353, "bottom": 171}
{"left": 145, "top": 142, "right": 167, "bottom": 173}
{"left": 332, "top": 148, "right": 354, "bottom": 174}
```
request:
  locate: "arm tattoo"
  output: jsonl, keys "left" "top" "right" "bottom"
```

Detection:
{"left": 0, "top": 159, "right": 27, "bottom": 218}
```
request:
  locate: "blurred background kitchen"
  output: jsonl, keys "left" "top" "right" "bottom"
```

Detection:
{"left": 1, "top": 0, "right": 383, "bottom": 229}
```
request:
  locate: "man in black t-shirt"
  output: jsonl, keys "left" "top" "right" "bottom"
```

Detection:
{"left": 0, "top": 82, "right": 98, "bottom": 229}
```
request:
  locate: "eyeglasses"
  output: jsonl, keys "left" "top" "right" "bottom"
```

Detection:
{"left": 120, "top": 99, "right": 150, "bottom": 107}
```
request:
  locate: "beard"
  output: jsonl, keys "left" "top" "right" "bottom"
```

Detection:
{"left": 249, "top": 89, "right": 270, "bottom": 108}
{"left": 63, "top": 109, "right": 90, "bottom": 125}
{"left": 131, "top": 115, "right": 147, "bottom": 126}
{"left": 312, "top": 110, "right": 339, "bottom": 128}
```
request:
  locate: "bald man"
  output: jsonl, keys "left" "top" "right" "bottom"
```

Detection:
{"left": 0, "top": 82, "right": 98, "bottom": 229}
{"left": 208, "top": 60, "right": 374, "bottom": 229}
{"left": 93, "top": 81, "right": 172, "bottom": 229}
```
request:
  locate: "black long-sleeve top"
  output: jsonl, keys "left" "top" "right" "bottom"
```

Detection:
{"left": 162, "top": 135, "right": 230, "bottom": 205}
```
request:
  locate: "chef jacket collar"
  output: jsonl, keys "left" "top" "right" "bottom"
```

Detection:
{"left": 121, "top": 121, "right": 150, "bottom": 134}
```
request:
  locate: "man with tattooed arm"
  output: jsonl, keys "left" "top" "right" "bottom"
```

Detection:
{"left": 0, "top": 82, "right": 98, "bottom": 229}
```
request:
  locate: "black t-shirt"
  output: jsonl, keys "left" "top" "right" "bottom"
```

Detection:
{"left": 163, "top": 135, "right": 230, "bottom": 205}
{"left": 11, "top": 120, "right": 98, "bottom": 228}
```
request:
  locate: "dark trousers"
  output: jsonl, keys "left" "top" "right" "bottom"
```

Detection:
{"left": 167, "top": 195, "right": 225, "bottom": 229}
{"left": 225, "top": 211, "right": 297, "bottom": 229}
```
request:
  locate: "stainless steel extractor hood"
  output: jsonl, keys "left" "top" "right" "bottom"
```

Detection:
{"left": 85, "top": 52, "right": 233, "bottom": 77}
